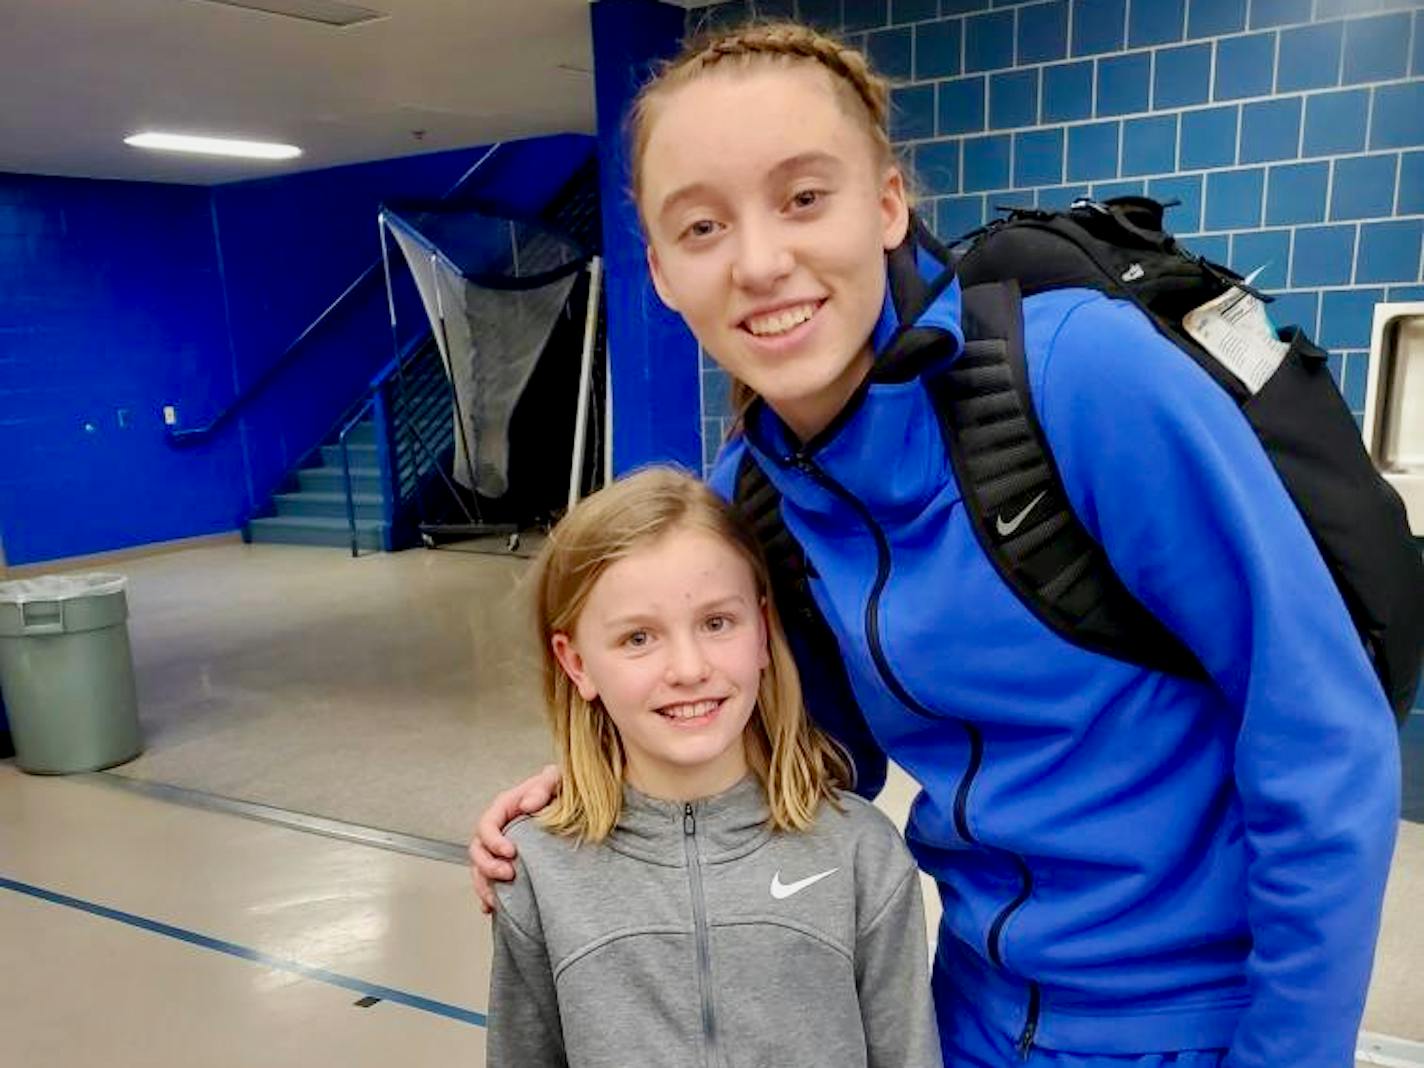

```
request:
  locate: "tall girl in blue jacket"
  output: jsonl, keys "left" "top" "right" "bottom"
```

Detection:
{"left": 471, "top": 20, "right": 1401, "bottom": 1068}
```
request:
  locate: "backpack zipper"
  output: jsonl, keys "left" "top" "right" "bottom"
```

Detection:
{"left": 683, "top": 803, "right": 719, "bottom": 1065}
{"left": 790, "top": 449, "right": 1040, "bottom": 1055}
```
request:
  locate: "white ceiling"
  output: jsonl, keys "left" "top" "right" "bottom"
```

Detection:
{"left": 0, "top": 0, "right": 601, "bottom": 185}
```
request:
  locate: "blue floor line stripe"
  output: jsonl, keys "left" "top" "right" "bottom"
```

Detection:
{"left": 0, "top": 874, "right": 487, "bottom": 1028}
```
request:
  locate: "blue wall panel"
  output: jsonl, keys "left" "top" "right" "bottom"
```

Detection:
{"left": 1239, "top": 98, "right": 1302, "bottom": 164}
{"left": 1018, "top": 2, "right": 1069, "bottom": 64}
{"left": 867, "top": 26, "right": 913, "bottom": 79}
{"left": 1214, "top": 32, "right": 1276, "bottom": 100}
{"left": 1072, "top": 0, "right": 1126, "bottom": 56}
{"left": 1278, "top": 22, "right": 1344, "bottom": 92}
{"left": 1097, "top": 52, "right": 1152, "bottom": 116}
{"left": 991, "top": 70, "right": 1040, "bottom": 129}
{"left": 1129, "top": 0, "right": 1185, "bottom": 48}
{"left": 940, "top": 76, "right": 989, "bottom": 133}
{"left": 1122, "top": 116, "right": 1177, "bottom": 176}
{"left": 1181, "top": 106, "right": 1239, "bottom": 170}
{"left": 1154, "top": 44, "right": 1213, "bottom": 108}
{"left": 1188, "top": 0, "right": 1246, "bottom": 40}
{"left": 1266, "top": 161, "right": 1330, "bottom": 226}
{"left": 593, "top": 0, "right": 703, "bottom": 476}
{"left": 1043, "top": 62, "right": 1096, "bottom": 121}
{"left": 966, "top": 10, "right": 1016, "bottom": 71}
{"left": 917, "top": 20, "right": 964, "bottom": 79}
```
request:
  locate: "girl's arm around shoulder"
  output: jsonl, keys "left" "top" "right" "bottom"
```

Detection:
{"left": 486, "top": 819, "right": 568, "bottom": 1068}
{"left": 830, "top": 794, "right": 943, "bottom": 1068}
{"left": 490, "top": 816, "right": 563, "bottom": 925}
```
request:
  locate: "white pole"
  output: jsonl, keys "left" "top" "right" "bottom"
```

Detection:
{"left": 604, "top": 334, "right": 614, "bottom": 487}
{"left": 568, "top": 256, "right": 603, "bottom": 513}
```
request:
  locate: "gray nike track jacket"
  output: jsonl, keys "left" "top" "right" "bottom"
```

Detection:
{"left": 487, "top": 776, "right": 942, "bottom": 1068}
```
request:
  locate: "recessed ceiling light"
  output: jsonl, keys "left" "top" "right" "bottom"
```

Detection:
{"left": 189, "top": 0, "right": 385, "bottom": 28}
{"left": 124, "top": 133, "right": 303, "bottom": 160}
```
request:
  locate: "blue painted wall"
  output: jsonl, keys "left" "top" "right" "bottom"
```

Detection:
{"left": 0, "top": 173, "right": 240, "bottom": 566}
{"left": 695, "top": 0, "right": 1424, "bottom": 453}
{"left": 0, "top": 135, "right": 594, "bottom": 566}
{"left": 591, "top": 0, "right": 705, "bottom": 476}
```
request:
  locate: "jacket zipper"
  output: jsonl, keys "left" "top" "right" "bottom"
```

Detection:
{"left": 684, "top": 803, "right": 719, "bottom": 1067}
{"left": 791, "top": 452, "right": 980, "bottom": 838}
{"left": 988, "top": 856, "right": 1040, "bottom": 1057}
{"left": 1017, "top": 983, "right": 1041, "bottom": 1058}
{"left": 790, "top": 449, "right": 1040, "bottom": 1057}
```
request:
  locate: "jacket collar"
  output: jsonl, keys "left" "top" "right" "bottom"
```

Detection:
{"left": 609, "top": 775, "right": 773, "bottom": 867}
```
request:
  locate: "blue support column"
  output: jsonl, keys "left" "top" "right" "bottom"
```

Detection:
{"left": 590, "top": 0, "right": 703, "bottom": 475}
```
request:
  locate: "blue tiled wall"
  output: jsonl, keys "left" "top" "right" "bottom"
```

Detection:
{"left": 694, "top": 0, "right": 1424, "bottom": 461}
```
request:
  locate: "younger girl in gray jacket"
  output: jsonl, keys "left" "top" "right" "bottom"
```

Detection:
{"left": 486, "top": 467, "right": 940, "bottom": 1068}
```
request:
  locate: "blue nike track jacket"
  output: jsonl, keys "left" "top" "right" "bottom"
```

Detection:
{"left": 708, "top": 254, "right": 1400, "bottom": 1067}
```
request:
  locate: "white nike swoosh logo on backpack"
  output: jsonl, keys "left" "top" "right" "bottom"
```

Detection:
{"left": 995, "top": 491, "right": 1047, "bottom": 537}
{"left": 770, "top": 868, "right": 839, "bottom": 900}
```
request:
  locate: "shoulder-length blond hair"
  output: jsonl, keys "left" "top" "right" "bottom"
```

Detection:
{"left": 533, "top": 466, "right": 850, "bottom": 842}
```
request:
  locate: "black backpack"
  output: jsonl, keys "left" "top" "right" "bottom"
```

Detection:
{"left": 735, "top": 197, "right": 1424, "bottom": 726}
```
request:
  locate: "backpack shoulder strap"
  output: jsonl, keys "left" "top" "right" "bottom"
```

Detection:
{"left": 936, "top": 280, "right": 1204, "bottom": 679}
{"left": 731, "top": 449, "right": 888, "bottom": 795}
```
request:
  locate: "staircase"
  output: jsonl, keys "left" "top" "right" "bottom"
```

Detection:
{"left": 243, "top": 337, "right": 452, "bottom": 553}
{"left": 245, "top": 419, "right": 391, "bottom": 551}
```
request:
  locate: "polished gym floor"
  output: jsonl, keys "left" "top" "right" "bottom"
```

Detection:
{"left": 0, "top": 541, "right": 1420, "bottom": 1066}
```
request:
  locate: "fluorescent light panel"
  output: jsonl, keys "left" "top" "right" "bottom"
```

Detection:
{"left": 190, "top": 0, "right": 385, "bottom": 27}
{"left": 124, "top": 133, "right": 302, "bottom": 160}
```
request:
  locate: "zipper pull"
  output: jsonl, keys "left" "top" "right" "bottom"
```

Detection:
{"left": 683, "top": 802, "right": 695, "bottom": 836}
{"left": 783, "top": 446, "right": 815, "bottom": 474}
{"left": 1016, "top": 1023, "right": 1036, "bottom": 1060}
{"left": 1017, "top": 986, "right": 1040, "bottom": 1060}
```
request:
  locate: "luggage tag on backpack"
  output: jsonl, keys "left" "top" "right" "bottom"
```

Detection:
{"left": 1182, "top": 266, "right": 1289, "bottom": 394}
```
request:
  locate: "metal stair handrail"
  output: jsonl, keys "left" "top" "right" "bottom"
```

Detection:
{"left": 340, "top": 334, "right": 453, "bottom": 557}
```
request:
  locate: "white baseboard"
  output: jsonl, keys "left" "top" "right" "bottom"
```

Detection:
{"left": 1359, "top": 1032, "right": 1424, "bottom": 1068}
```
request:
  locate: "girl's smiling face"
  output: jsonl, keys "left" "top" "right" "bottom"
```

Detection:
{"left": 639, "top": 63, "right": 909, "bottom": 442}
{"left": 550, "top": 525, "right": 770, "bottom": 802}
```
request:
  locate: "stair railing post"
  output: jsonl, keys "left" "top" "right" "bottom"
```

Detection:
{"left": 339, "top": 396, "right": 376, "bottom": 558}
{"left": 371, "top": 388, "right": 397, "bottom": 551}
{"left": 341, "top": 425, "right": 359, "bottom": 558}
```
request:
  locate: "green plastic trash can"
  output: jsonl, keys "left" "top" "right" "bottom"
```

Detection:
{"left": 0, "top": 573, "right": 142, "bottom": 774}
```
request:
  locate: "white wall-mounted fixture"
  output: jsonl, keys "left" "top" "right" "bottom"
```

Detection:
{"left": 1361, "top": 302, "right": 1424, "bottom": 534}
{"left": 123, "top": 133, "right": 301, "bottom": 160}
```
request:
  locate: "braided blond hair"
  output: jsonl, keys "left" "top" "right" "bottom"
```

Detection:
{"left": 629, "top": 20, "right": 896, "bottom": 212}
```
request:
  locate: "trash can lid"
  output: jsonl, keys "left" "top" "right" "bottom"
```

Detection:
{"left": 0, "top": 573, "right": 127, "bottom": 604}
